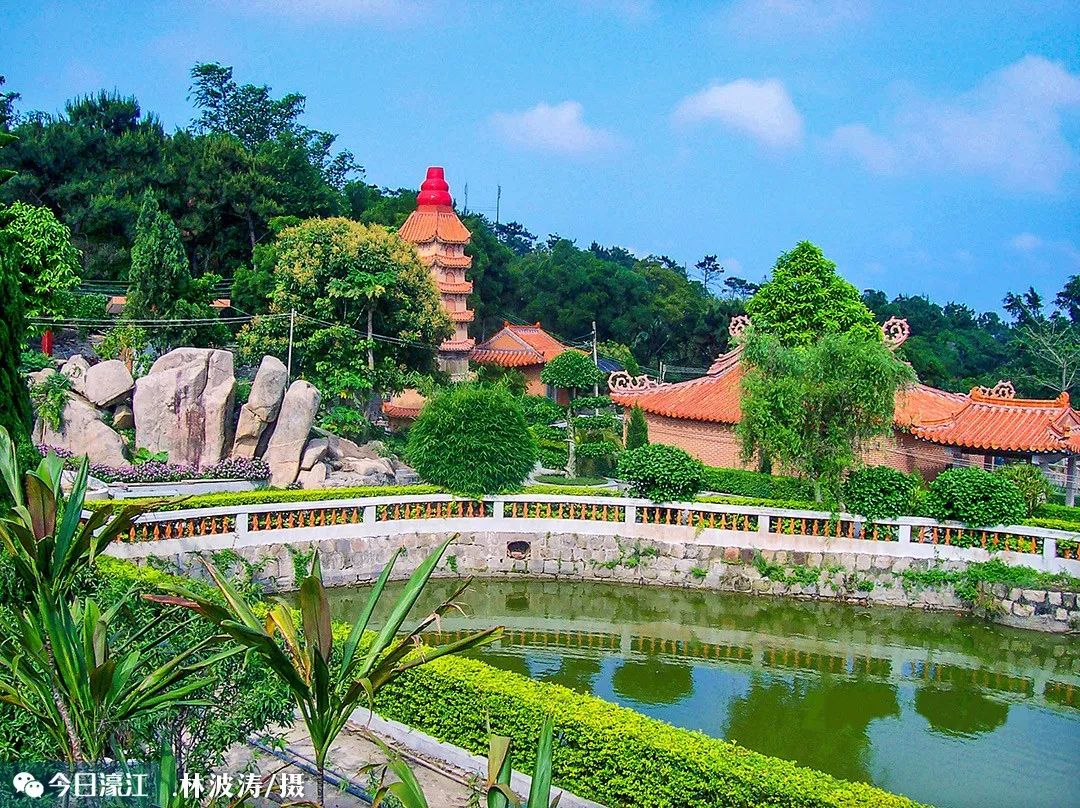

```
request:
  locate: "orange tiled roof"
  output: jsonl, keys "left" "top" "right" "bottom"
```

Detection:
{"left": 425, "top": 253, "right": 473, "bottom": 269}
{"left": 448, "top": 309, "right": 475, "bottom": 323}
{"left": 398, "top": 207, "right": 471, "bottom": 245}
{"left": 911, "top": 389, "right": 1080, "bottom": 453}
{"left": 440, "top": 337, "right": 476, "bottom": 352}
{"left": 382, "top": 388, "right": 427, "bottom": 419}
{"left": 470, "top": 323, "right": 572, "bottom": 368}
{"left": 613, "top": 348, "right": 1080, "bottom": 455}
{"left": 437, "top": 280, "right": 473, "bottom": 294}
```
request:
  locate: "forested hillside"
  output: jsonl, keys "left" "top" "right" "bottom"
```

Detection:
{"left": 2, "top": 66, "right": 1077, "bottom": 398}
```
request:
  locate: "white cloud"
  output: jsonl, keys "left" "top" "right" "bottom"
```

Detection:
{"left": 724, "top": 0, "right": 869, "bottom": 37}
{"left": 231, "top": 0, "right": 427, "bottom": 24}
{"left": 674, "top": 78, "right": 803, "bottom": 148}
{"left": 823, "top": 124, "right": 898, "bottom": 173}
{"left": 827, "top": 56, "right": 1080, "bottom": 192}
{"left": 1010, "top": 232, "right": 1043, "bottom": 251}
{"left": 490, "top": 101, "right": 619, "bottom": 156}
{"left": 1009, "top": 233, "right": 1080, "bottom": 266}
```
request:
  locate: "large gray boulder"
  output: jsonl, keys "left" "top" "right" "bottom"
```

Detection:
{"left": 133, "top": 348, "right": 236, "bottom": 468}
{"left": 323, "top": 456, "right": 397, "bottom": 487}
{"left": 84, "top": 359, "right": 134, "bottom": 407}
{"left": 34, "top": 393, "right": 127, "bottom": 468}
{"left": 265, "top": 381, "right": 321, "bottom": 487}
{"left": 60, "top": 355, "right": 91, "bottom": 396}
{"left": 232, "top": 355, "right": 288, "bottom": 458}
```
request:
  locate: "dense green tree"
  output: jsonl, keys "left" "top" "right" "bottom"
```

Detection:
{"left": 0, "top": 133, "right": 31, "bottom": 450}
{"left": 746, "top": 241, "right": 879, "bottom": 348}
{"left": 739, "top": 332, "right": 914, "bottom": 502}
{"left": 238, "top": 218, "right": 450, "bottom": 404}
{"left": 0, "top": 200, "right": 81, "bottom": 320}
{"left": 126, "top": 191, "right": 227, "bottom": 348}
{"left": 741, "top": 244, "right": 913, "bottom": 501}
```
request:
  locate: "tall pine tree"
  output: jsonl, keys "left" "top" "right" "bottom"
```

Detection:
{"left": 126, "top": 190, "right": 226, "bottom": 348}
{"left": 0, "top": 132, "right": 33, "bottom": 461}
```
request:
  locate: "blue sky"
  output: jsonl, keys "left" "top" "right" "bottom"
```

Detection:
{"left": 4, "top": 0, "right": 1079, "bottom": 313}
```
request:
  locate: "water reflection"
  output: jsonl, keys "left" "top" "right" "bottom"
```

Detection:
{"left": 325, "top": 579, "right": 1080, "bottom": 808}
{"left": 612, "top": 658, "right": 694, "bottom": 706}
{"left": 725, "top": 675, "right": 899, "bottom": 784}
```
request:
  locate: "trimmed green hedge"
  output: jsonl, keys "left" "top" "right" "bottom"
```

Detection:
{"left": 84, "top": 484, "right": 442, "bottom": 512}
{"left": 374, "top": 655, "right": 921, "bottom": 808}
{"left": 702, "top": 466, "right": 814, "bottom": 501}
{"left": 1033, "top": 502, "right": 1080, "bottom": 526}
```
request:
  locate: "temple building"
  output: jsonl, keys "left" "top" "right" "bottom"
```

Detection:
{"left": 397, "top": 166, "right": 475, "bottom": 380}
{"left": 611, "top": 318, "right": 1080, "bottom": 501}
{"left": 472, "top": 322, "right": 574, "bottom": 401}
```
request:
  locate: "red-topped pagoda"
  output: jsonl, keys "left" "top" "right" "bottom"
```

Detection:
{"left": 398, "top": 166, "right": 474, "bottom": 379}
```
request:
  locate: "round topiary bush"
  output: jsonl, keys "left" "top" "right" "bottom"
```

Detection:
{"left": 617, "top": 443, "right": 704, "bottom": 502}
{"left": 842, "top": 466, "right": 919, "bottom": 520}
{"left": 926, "top": 466, "right": 1026, "bottom": 527}
{"left": 405, "top": 383, "right": 537, "bottom": 497}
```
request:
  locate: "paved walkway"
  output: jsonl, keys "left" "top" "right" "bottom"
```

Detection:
{"left": 225, "top": 720, "right": 478, "bottom": 806}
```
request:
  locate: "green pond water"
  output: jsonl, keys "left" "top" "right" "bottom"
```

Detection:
{"left": 325, "top": 579, "right": 1080, "bottom": 808}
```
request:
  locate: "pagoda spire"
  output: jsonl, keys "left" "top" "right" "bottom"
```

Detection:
{"left": 397, "top": 166, "right": 475, "bottom": 380}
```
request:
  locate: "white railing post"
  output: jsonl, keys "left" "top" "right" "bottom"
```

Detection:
{"left": 897, "top": 523, "right": 911, "bottom": 545}
{"left": 236, "top": 508, "right": 250, "bottom": 538}
{"left": 625, "top": 504, "right": 636, "bottom": 525}
{"left": 363, "top": 505, "right": 375, "bottom": 526}
{"left": 757, "top": 511, "right": 771, "bottom": 536}
{"left": 1043, "top": 537, "right": 1056, "bottom": 565}
{"left": 493, "top": 500, "right": 505, "bottom": 519}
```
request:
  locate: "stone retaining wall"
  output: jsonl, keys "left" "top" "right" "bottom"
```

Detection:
{"left": 122, "top": 527, "right": 1080, "bottom": 634}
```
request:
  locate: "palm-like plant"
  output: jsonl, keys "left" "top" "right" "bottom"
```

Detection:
{"left": 0, "top": 592, "right": 236, "bottom": 762}
{"left": 0, "top": 427, "right": 240, "bottom": 763}
{"left": 484, "top": 715, "right": 559, "bottom": 808}
{"left": 158, "top": 535, "right": 502, "bottom": 806}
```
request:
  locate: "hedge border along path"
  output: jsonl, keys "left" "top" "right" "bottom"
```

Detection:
{"left": 89, "top": 557, "right": 921, "bottom": 808}
{"left": 374, "top": 656, "right": 924, "bottom": 808}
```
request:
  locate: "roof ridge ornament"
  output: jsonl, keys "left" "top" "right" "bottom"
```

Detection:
{"left": 728, "top": 315, "right": 750, "bottom": 339}
{"left": 608, "top": 370, "right": 667, "bottom": 393}
{"left": 882, "top": 317, "right": 910, "bottom": 350}
{"left": 977, "top": 380, "right": 1016, "bottom": 399}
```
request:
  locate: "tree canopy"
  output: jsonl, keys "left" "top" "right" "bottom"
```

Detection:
{"left": 237, "top": 217, "right": 450, "bottom": 403}
{"left": 746, "top": 241, "right": 879, "bottom": 348}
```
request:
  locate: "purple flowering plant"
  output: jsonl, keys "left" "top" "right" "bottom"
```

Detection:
{"left": 37, "top": 446, "right": 271, "bottom": 484}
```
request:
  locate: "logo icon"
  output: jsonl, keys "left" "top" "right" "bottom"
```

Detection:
{"left": 13, "top": 772, "right": 44, "bottom": 798}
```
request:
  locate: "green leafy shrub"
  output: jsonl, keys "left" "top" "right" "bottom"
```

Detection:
{"left": 927, "top": 467, "right": 1026, "bottom": 527}
{"left": 374, "top": 655, "right": 921, "bottom": 808}
{"left": 28, "top": 371, "right": 70, "bottom": 430}
{"left": 520, "top": 395, "right": 564, "bottom": 427}
{"left": 626, "top": 405, "right": 649, "bottom": 450}
{"left": 319, "top": 405, "right": 371, "bottom": 444}
{"left": 995, "top": 464, "right": 1053, "bottom": 517}
{"left": 540, "top": 350, "right": 603, "bottom": 391}
{"left": 617, "top": 443, "right": 704, "bottom": 502}
{"left": 18, "top": 349, "right": 53, "bottom": 373}
{"left": 701, "top": 466, "right": 814, "bottom": 501}
{"left": 406, "top": 384, "right": 537, "bottom": 496}
{"left": 842, "top": 466, "right": 919, "bottom": 520}
{"left": 235, "top": 379, "right": 253, "bottom": 406}
{"left": 97, "top": 324, "right": 152, "bottom": 376}
{"left": 572, "top": 395, "right": 612, "bottom": 412}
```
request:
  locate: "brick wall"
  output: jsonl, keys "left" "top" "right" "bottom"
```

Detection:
{"left": 640, "top": 412, "right": 955, "bottom": 479}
